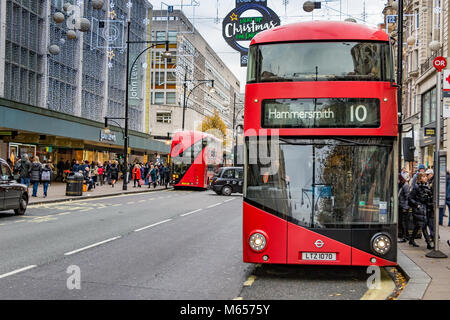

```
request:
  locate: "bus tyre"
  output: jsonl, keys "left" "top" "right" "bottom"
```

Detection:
{"left": 221, "top": 185, "right": 232, "bottom": 196}
{"left": 14, "top": 194, "right": 28, "bottom": 215}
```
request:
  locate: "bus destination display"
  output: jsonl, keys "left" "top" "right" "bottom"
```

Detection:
{"left": 262, "top": 98, "right": 380, "bottom": 128}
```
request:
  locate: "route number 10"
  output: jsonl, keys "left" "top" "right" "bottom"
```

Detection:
{"left": 350, "top": 105, "right": 368, "bottom": 122}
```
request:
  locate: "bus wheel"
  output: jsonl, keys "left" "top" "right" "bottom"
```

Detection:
{"left": 221, "top": 185, "right": 232, "bottom": 196}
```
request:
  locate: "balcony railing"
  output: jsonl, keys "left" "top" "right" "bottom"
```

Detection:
{"left": 420, "top": 47, "right": 443, "bottom": 74}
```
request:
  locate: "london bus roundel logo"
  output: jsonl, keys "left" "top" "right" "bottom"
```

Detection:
{"left": 314, "top": 240, "right": 324, "bottom": 248}
{"left": 433, "top": 56, "right": 447, "bottom": 72}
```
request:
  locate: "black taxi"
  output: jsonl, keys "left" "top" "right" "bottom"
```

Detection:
{"left": 0, "top": 158, "right": 28, "bottom": 215}
{"left": 210, "top": 167, "right": 243, "bottom": 196}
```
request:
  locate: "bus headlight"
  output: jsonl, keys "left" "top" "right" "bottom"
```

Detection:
{"left": 371, "top": 233, "right": 392, "bottom": 255}
{"left": 249, "top": 232, "right": 267, "bottom": 252}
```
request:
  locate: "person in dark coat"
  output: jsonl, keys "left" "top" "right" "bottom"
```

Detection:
{"left": 14, "top": 154, "right": 32, "bottom": 187}
{"left": 109, "top": 161, "right": 119, "bottom": 187}
{"left": 398, "top": 174, "right": 411, "bottom": 243}
{"left": 408, "top": 172, "right": 434, "bottom": 249}
{"left": 30, "top": 157, "right": 42, "bottom": 197}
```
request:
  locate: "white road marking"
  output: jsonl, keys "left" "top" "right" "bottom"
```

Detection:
{"left": 134, "top": 219, "right": 172, "bottom": 232}
{"left": 180, "top": 209, "right": 202, "bottom": 217}
{"left": 0, "top": 265, "right": 37, "bottom": 279}
{"left": 224, "top": 198, "right": 236, "bottom": 202}
{"left": 64, "top": 236, "right": 121, "bottom": 256}
{"left": 207, "top": 202, "right": 222, "bottom": 209}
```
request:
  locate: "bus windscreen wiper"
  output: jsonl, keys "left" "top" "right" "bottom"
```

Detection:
{"left": 331, "top": 137, "right": 392, "bottom": 147}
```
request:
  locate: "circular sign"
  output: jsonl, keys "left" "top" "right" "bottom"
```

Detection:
{"left": 223, "top": 1, "right": 280, "bottom": 66}
{"left": 433, "top": 56, "right": 447, "bottom": 72}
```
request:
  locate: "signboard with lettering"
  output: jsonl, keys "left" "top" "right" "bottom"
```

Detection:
{"left": 223, "top": 0, "right": 280, "bottom": 67}
{"left": 100, "top": 130, "right": 117, "bottom": 143}
{"left": 424, "top": 128, "right": 436, "bottom": 136}
{"left": 262, "top": 98, "right": 380, "bottom": 128}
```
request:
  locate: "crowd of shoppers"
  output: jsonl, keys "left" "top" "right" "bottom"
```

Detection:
{"left": 11, "top": 154, "right": 171, "bottom": 197}
{"left": 398, "top": 164, "right": 450, "bottom": 250}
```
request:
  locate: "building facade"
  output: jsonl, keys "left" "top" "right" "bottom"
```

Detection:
{"left": 384, "top": 0, "right": 450, "bottom": 171}
{"left": 148, "top": 9, "right": 241, "bottom": 149}
{"left": 0, "top": 0, "right": 171, "bottom": 167}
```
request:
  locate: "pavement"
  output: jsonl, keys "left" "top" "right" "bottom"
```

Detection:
{"left": 26, "top": 181, "right": 170, "bottom": 205}
{"left": 397, "top": 215, "right": 450, "bottom": 300}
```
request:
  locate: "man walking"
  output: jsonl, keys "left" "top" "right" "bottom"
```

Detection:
{"left": 14, "top": 154, "right": 31, "bottom": 188}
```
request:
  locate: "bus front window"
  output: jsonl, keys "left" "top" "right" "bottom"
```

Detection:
{"left": 247, "top": 42, "right": 392, "bottom": 83}
{"left": 245, "top": 137, "right": 394, "bottom": 228}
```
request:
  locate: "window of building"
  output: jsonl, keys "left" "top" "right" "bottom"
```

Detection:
{"left": 422, "top": 87, "right": 437, "bottom": 126}
{"left": 154, "top": 92, "right": 165, "bottom": 104}
{"left": 166, "top": 92, "right": 176, "bottom": 104}
{"left": 156, "top": 112, "right": 172, "bottom": 123}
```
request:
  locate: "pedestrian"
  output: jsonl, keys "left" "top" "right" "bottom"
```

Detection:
{"left": 148, "top": 164, "right": 157, "bottom": 188}
{"left": 398, "top": 174, "right": 411, "bottom": 243}
{"left": 408, "top": 172, "right": 434, "bottom": 249}
{"left": 411, "top": 164, "right": 426, "bottom": 186}
{"left": 439, "top": 170, "right": 450, "bottom": 226}
{"left": 109, "top": 161, "right": 119, "bottom": 187}
{"left": 98, "top": 162, "right": 105, "bottom": 186}
{"left": 163, "top": 164, "right": 170, "bottom": 188}
{"left": 425, "top": 168, "right": 435, "bottom": 241}
{"left": 132, "top": 163, "right": 142, "bottom": 187}
{"left": 41, "top": 160, "right": 53, "bottom": 198}
{"left": 14, "top": 154, "right": 31, "bottom": 187}
{"left": 30, "top": 156, "right": 42, "bottom": 197}
{"left": 57, "top": 160, "right": 64, "bottom": 182}
{"left": 91, "top": 162, "right": 98, "bottom": 188}
{"left": 72, "top": 160, "right": 81, "bottom": 173}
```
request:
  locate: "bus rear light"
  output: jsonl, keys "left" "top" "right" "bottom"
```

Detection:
{"left": 249, "top": 232, "right": 267, "bottom": 252}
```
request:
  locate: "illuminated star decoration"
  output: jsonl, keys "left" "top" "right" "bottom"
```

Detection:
{"left": 143, "top": 17, "right": 150, "bottom": 26}
{"left": 77, "top": 0, "right": 83, "bottom": 7}
{"left": 110, "top": 1, "right": 115, "bottom": 9}
{"left": 107, "top": 49, "right": 115, "bottom": 61}
{"left": 230, "top": 12, "right": 238, "bottom": 21}
{"left": 126, "top": 1, "right": 133, "bottom": 9}
{"left": 108, "top": 62, "right": 113, "bottom": 69}
{"left": 109, "top": 10, "right": 117, "bottom": 19}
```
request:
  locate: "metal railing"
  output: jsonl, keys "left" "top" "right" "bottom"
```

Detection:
{"left": 420, "top": 47, "right": 443, "bottom": 74}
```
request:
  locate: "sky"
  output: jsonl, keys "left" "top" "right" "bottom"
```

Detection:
{"left": 148, "top": 0, "right": 387, "bottom": 92}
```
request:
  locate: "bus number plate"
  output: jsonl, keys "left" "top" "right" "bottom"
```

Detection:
{"left": 302, "top": 252, "right": 336, "bottom": 261}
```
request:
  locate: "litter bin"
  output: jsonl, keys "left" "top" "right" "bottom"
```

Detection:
{"left": 66, "top": 172, "right": 84, "bottom": 196}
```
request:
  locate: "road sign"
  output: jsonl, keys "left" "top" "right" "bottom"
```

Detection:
{"left": 444, "top": 70, "right": 450, "bottom": 91}
{"left": 444, "top": 98, "right": 450, "bottom": 118}
{"left": 433, "top": 56, "right": 447, "bottom": 72}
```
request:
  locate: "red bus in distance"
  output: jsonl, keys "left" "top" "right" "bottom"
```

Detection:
{"left": 170, "top": 131, "right": 223, "bottom": 189}
{"left": 243, "top": 21, "right": 398, "bottom": 267}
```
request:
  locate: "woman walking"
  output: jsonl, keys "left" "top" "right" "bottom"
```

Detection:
{"left": 408, "top": 172, "right": 434, "bottom": 249}
{"left": 30, "top": 157, "right": 42, "bottom": 197}
{"left": 41, "top": 160, "right": 53, "bottom": 198}
{"left": 132, "top": 163, "right": 142, "bottom": 187}
{"left": 98, "top": 162, "right": 105, "bottom": 186}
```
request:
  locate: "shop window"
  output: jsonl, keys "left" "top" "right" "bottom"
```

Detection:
{"left": 422, "top": 87, "right": 436, "bottom": 126}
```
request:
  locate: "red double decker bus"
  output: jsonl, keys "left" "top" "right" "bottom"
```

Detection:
{"left": 243, "top": 21, "right": 398, "bottom": 266}
{"left": 170, "top": 131, "right": 222, "bottom": 189}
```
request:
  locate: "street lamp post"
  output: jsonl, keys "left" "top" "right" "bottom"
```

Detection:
{"left": 181, "top": 70, "right": 215, "bottom": 131}
{"left": 109, "top": 20, "right": 170, "bottom": 190}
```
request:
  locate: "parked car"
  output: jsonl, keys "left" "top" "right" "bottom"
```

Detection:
{"left": 210, "top": 167, "right": 243, "bottom": 196}
{"left": 0, "top": 158, "right": 28, "bottom": 215}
